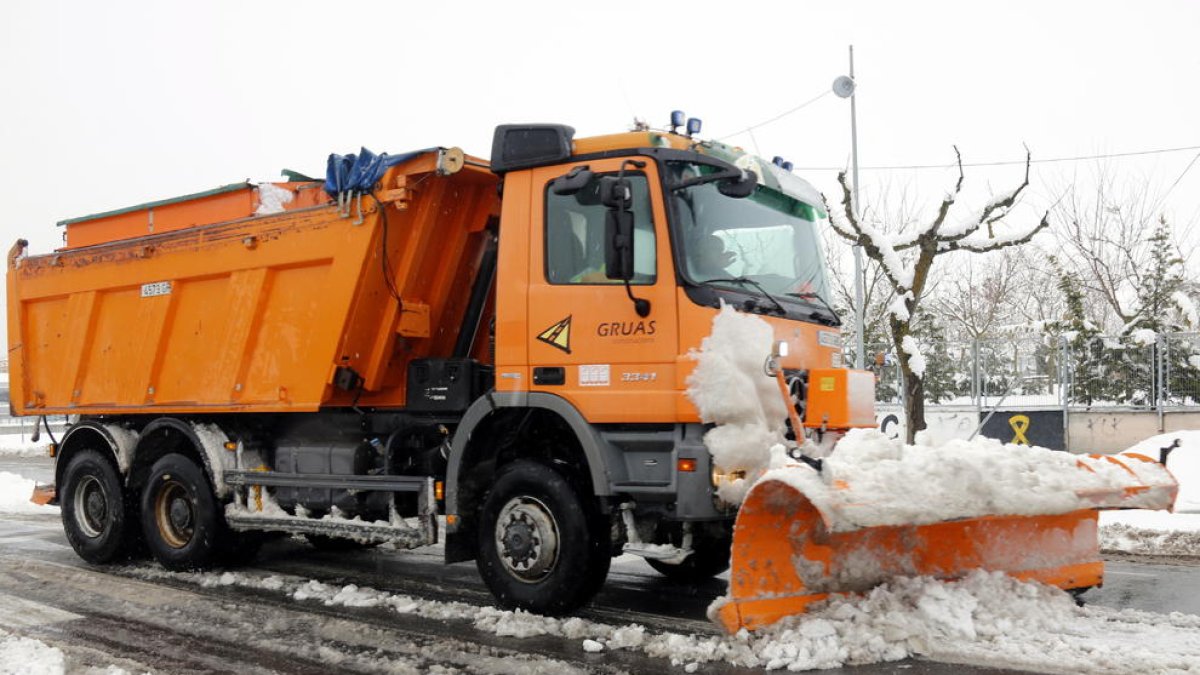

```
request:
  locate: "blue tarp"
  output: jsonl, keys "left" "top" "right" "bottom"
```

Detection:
{"left": 324, "top": 147, "right": 435, "bottom": 197}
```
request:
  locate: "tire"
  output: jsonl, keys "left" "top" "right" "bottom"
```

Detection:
{"left": 140, "top": 453, "right": 225, "bottom": 571}
{"left": 645, "top": 525, "right": 732, "bottom": 584}
{"left": 475, "top": 460, "right": 610, "bottom": 615}
{"left": 60, "top": 449, "right": 135, "bottom": 564}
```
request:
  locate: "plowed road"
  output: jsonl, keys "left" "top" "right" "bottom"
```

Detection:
{"left": 1, "top": 456, "right": 1197, "bottom": 674}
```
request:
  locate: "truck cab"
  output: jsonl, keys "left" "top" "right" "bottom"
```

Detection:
{"left": 447, "top": 124, "right": 851, "bottom": 608}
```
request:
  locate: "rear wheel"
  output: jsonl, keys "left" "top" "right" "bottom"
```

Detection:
{"left": 475, "top": 460, "right": 610, "bottom": 614}
{"left": 60, "top": 449, "right": 135, "bottom": 564}
{"left": 140, "top": 453, "right": 225, "bottom": 571}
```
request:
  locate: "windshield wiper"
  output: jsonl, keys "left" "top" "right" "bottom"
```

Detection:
{"left": 697, "top": 277, "right": 787, "bottom": 316}
{"left": 785, "top": 291, "right": 843, "bottom": 327}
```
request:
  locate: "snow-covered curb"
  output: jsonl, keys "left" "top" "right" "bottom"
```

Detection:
{"left": 1100, "top": 510, "right": 1200, "bottom": 556}
{"left": 128, "top": 566, "right": 1200, "bottom": 673}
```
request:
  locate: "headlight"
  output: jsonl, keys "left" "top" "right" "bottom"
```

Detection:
{"left": 711, "top": 466, "right": 747, "bottom": 488}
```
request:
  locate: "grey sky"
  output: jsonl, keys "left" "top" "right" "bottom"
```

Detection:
{"left": 2, "top": 1, "right": 1198, "bottom": 316}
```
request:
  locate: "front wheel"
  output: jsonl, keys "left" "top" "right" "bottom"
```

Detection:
{"left": 140, "top": 453, "right": 225, "bottom": 571}
{"left": 475, "top": 461, "right": 610, "bottom": 615}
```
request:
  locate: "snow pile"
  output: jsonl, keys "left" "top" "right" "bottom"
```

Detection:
{"left": 1099, "top": 512, "right": 1200, "bottom": 556}
{"left": 0, "top": 631, "right": 65, "bottom": 675}
{"left": 685, "top": 304, "right": 788, "bottom": 503}
{"left": 760, "top": 429, "right": 1174, "bottom": 532}
{"left": 0, "top": 435, "right": 48, "bottom": 457}
{"left": 686, "top": 305, "right": 1175, "bottom": 522}
{"left": 136, "top": 566, "right": 1200, "bottom": 673}
{"left": 254, "top": 183, "right": 294, "bottom": 216}
{"left": 0, "top": 472, "right": 58, "bottom": 515}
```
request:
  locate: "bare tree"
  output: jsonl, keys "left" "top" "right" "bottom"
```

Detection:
{"left": 822, "top": 183, "right": 926, "bottom": 360}
{"left": 933, "top": 250, "right": 1028, "bottom": 340}
{"left": 826, "top": 149, "right": 1049, "bottom": 443}
{"left": 1050, "top": 165, "right": 1199, "bottom": 331}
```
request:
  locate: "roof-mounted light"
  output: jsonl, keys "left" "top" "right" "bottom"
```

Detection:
{"left": 686, "top": 117, "right": 702, "bottom": 137}
{"left": 670, "top": 110, "right": 686, "bottom": 133}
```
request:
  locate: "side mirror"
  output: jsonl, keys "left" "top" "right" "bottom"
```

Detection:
{"left": 717, "top": 170, "right": 758, "bottom": 198}
{"left": 599, "top": 176, "right": 635, "bottom": 281}
{"left": 550, "top": 166, "right": 593, "bottom": 195}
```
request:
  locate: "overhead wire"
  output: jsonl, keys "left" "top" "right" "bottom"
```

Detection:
{"left": 716, "top": 88, "right": 1200, "bottom": 173}
{"left": 792, "top": 144, "right": 1200, "bottom": 172}
{"left": 718, "top": 89, "right": 833, "bottom": 141}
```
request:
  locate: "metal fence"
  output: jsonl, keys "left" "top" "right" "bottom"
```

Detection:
{"left": 861, "top": 332, "right": 1200, "bottom": 410}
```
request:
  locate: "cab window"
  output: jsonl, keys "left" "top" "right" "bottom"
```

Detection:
{"left": 545, "top": 173, "right": 656, "bottom": 285}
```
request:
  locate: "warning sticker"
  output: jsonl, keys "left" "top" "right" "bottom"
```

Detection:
{"left": 579, "top": 364, "right": 610, "bottom": 387}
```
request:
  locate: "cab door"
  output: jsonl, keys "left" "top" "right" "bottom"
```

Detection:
{"left": 526, "top": 158, "right": 679, "bottom": 423}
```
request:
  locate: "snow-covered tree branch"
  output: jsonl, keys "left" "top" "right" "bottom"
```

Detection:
{"left": 823, "top": 150, "right": 1049, "bottom": 443}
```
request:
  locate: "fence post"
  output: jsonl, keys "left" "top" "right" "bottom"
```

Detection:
{"left": 971, "top": 338, "right": 981, "bottom": 414}
{"left": 1157, "top": 334, "right": 1166, "bottom": 433}
{"left": 1060, "top": 335, "right": 1070, "bottom": 452}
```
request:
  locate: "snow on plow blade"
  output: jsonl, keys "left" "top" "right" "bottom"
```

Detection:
{"left": 715, "top": 453, "right": 1178, "bottom": 634}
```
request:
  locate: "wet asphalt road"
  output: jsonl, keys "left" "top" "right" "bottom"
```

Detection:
{"left": 1, "top": 456, "right": 1197, "bottom": 674}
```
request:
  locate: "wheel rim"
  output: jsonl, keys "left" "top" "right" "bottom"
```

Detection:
{"left": 494, "top": 496, "right": 559, "bottom": 583}
{"left": 154, "top": 479, "right": 195, "bottom": 549}
{"left": 72, "top": 475, "right": 108, "bottom": 538}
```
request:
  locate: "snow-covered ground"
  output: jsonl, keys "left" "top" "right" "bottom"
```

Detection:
{"left": 131, "top": 564, "right": 1200, "bottom": 673}
{"left": 0, "top": 629, "right": 65, "bottom": 675}
{"left": 0, "top": 435, "right": 48, "bottom": 458}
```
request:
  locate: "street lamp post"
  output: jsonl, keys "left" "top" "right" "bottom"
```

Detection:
{"left": 833, "top": 46, "right": 864, "bottom": 370}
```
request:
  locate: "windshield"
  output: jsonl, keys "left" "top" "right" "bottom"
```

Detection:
{"left": 668, "top": 161, "right": 832, "bottom": 304}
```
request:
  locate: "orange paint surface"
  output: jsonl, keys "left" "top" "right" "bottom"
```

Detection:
{"left": 8, "top": 154, "right": 498, "bottom": 415}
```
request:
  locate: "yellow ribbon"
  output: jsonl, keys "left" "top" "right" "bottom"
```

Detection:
{"left": 1009, "top": 414, "right": 1031, "bottom": 445}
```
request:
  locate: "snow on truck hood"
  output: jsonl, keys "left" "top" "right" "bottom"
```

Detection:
{"left": 686, "top": 305, "right": 1178, "bottom": 529}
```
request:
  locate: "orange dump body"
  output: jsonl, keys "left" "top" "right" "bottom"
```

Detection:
{"left": 7, "top": 152, "right": 498, "bottom": 415}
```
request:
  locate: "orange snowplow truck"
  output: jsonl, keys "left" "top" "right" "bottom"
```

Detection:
{"left": 7, "top": 122, "right": 871, "bottom": 618}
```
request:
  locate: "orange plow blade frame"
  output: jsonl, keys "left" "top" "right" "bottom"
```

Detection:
{"left": 716, "top": 479, "right": 1104, "bottom": 633}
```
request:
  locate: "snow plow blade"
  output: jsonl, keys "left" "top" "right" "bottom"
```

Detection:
{"left": 716, "top": 453, "right": 1178, "bottom": 634}
{"left": 29, "top": 483, "right": 56, "bottom": 506}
